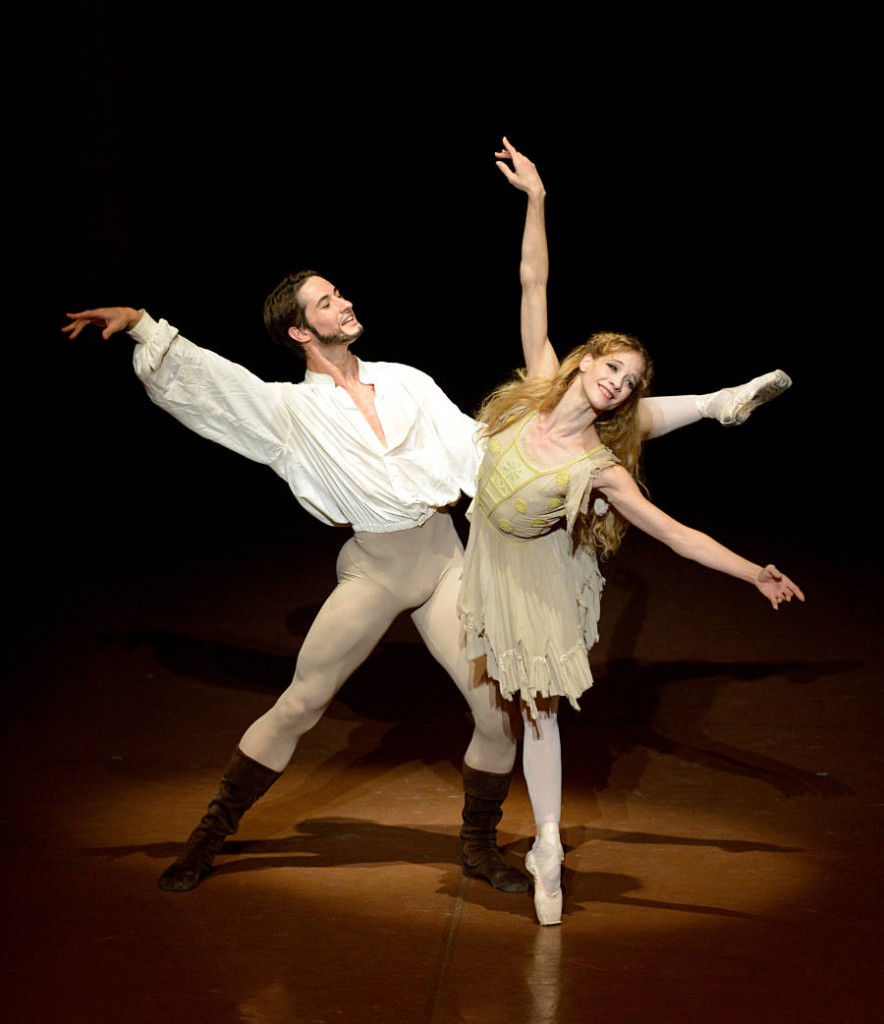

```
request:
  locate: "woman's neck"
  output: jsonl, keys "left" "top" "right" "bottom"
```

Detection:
{"left": 540, "top": 380, "right": 599, "bottom": 441}
{"left": 527, "top": 388, "right": 601, "bottom": 461}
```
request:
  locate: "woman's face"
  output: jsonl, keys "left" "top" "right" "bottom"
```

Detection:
{"left": 579, "top": 349, "right": 645, "bottom": 413}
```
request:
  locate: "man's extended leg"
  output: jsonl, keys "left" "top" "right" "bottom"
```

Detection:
{"left": 158, "top": 533, "right": 416, "bottom": 892}
{"left": 639, "top": 369, "right": 792, "bottom": 438}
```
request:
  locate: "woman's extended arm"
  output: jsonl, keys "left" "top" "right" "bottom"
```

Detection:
{"left": 592, "top": 464, "right": 805, "bottom": 610}
{"left": 495, "top": 137, "right": 560, "bottom": 381}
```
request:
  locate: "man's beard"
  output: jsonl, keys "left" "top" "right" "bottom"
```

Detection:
{"left": 305, "top": 317, "right": 364, "bottom": 347}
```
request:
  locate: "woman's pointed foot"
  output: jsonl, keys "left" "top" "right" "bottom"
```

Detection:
{"left": 525, "top": 843, "right": 564, "bottom": 926}
{"left": 699, "top": 369, "right": 792, "bottom": 426}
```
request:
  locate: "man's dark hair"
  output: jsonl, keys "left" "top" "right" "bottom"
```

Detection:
{"left": 263, "top": 269, "right": 321, "bottom": 357}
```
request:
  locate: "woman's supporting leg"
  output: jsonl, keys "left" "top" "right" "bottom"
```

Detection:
{"left": 522, "top": 705, "right": 565, "bottom": 925}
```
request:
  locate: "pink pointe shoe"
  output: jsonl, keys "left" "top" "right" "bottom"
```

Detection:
{"left": 525, "top": 842, "right": 564, "bottom": 926}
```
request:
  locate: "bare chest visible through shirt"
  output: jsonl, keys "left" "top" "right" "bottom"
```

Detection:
{"left": 342, "top": 380, "right": 387, "bottom": 446}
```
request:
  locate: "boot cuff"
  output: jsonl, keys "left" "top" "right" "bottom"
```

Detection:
{"left": 462, "top": 763, "right": 512, "bottom": 801}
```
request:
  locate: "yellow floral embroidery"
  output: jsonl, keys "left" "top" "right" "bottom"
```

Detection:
{"left": 498, "top": 519, "right": 514, "bottom": 533}
{"left": 514, "top": 499, "right": 527, "bottom": 514}
{"left": 489, "top": 439, "right": 502, "bottom": 454}
{"left": 547, "top": 497, "right": 562, "bottom": 511}
{"left": 555, "top": 470, "right": 570, "bottom": 488}
{"left": 530, "top": 517, "right": 546, "bottom": 527}
{"left": 501, "top": 456, "right": 524, "bottom": 485}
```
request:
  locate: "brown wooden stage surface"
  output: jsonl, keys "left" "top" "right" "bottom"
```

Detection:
{"left": 5, "top": 511, "right": 881, "bottom": 1024}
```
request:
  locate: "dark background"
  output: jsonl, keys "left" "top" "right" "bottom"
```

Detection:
{"left": 16, "top": 7, "right": 876, "bottom": 643}
{"left": 6, "top": 14, "right": 882, "bottom": 1020}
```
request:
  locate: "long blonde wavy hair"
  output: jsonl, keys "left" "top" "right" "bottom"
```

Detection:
{"left": 477, "top": 332, "right": 654, "bottom": 559}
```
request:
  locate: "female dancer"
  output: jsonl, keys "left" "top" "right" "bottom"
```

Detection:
{"left": 458, "top": 139, "right": 805, "bottom": 925}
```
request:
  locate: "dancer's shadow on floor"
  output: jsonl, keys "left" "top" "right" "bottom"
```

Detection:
{"left": 82, "top": 816, "right": 802, "bottom": 922}
{"left": 112, "top": 619, "right": 856, "bottom": 806}
{"left": 563, "top": 559, "right": 856, "bottom": 800}
{"left": 563, "top": 655, "right": 854, "bottom": 800}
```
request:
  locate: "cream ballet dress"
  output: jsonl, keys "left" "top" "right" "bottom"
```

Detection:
{"left": 459, "top": 412, "right": 619, "bottom": 718}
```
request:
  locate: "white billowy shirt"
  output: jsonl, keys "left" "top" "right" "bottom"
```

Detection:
{"left": 130, "top": 311, "right": 484, "bottom": 533}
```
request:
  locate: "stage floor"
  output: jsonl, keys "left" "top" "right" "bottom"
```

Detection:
{"left": 5, "top": 522, "right": 881, "bottom": 1023}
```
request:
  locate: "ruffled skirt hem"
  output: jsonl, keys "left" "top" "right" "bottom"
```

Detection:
{"left": 463, "top": 619, "right": 595, "bottom": 719}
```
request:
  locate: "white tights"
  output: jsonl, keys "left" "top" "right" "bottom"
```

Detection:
{"left": 522, "top": 706, "right": 562, "bottom": 827}
{"left": 639, "top": 394, "right": 704, "bottom": 439}
{"left": 238, "top": 512, "right": 517, "bottom": 775}
{"left": 522, "top": 705, "right": 565, "bottom": 893}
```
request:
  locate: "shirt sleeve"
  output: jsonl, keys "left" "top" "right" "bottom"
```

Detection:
{"left": 129, "top": 310, "right": 293, "bottom": 471}
{"left": 391, "top": 363, "right": 486, "bottom": 497}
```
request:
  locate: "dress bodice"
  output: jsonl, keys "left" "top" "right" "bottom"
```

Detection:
{"left": 474, "top": 414, "right": 615, "bottom": 541}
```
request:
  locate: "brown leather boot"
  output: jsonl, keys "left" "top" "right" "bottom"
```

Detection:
{"left": 157, "top": 747, "right": 282, "bottom": 893}
{"left": 460, "top": 763, "right": 530, "bottom": 893}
